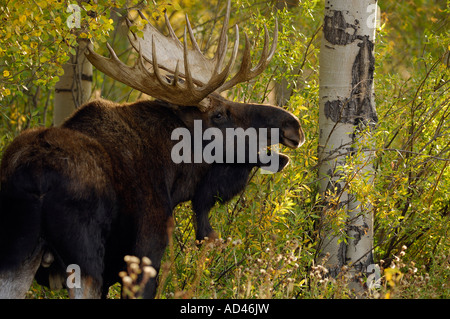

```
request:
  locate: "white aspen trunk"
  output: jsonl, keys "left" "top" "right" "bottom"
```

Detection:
{"left": 317, "top": 0, "right": 378, "bottom": 292}
{"left": 53, "top": 39, "right": 92, "bottom": 126}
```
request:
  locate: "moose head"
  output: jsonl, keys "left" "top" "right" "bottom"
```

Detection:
{"left": 85, "top": 0, "right": 304, "bottom": 164}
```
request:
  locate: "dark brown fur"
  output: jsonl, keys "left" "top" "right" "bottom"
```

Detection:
{"left": 0, "top": 93, "right": 304, "bottom": 298}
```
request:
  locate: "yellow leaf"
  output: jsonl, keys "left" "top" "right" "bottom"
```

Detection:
{"left": 152, "top": 11, "right": 160, "bottom": 20}
{"left": 37, "top": 1, "right": 47, "bottom": 8}
{"left": 19, "top": 15, "right": 27, "bottom": 23}
{"left": 4, "top": 88, "right": 11, "bottom": 96}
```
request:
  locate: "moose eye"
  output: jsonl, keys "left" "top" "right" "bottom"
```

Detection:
{"left": 212, "top": 112, "right": 225, "bottom": 122}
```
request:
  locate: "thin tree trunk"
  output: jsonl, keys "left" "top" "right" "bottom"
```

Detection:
{"left": 273, "top": 0, "right": 299, "bottom": 107}
{"left": 53, "top": 39, "right": 92, "bottom": 126}
{"left": 317, "top": 0, "right": 378, "bottom": 293}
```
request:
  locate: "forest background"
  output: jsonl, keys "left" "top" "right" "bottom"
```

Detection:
{"left": 0, "top": 0, "right": 448, "bottom": 298}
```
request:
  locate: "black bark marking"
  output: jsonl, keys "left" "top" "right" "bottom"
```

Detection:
{"left": 324, "top": 99, "right": 359, "bottom": 124}
{"left": 351, "top": 35, "right": 378, "bottom": 126}
{"left": 348, "top": 222, "right": 369, "bottom": 247}
{"left": 323, "top": 10, "right": 358, "bottom": 46}
{"left": 323, "top": 10, "right": 378, "bottom": 126}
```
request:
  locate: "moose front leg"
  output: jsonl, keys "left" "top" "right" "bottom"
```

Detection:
{"left": 192, "top": 195, "right": 217, "bottom": 242}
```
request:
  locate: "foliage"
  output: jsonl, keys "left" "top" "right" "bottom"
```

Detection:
{"left": 369, "top": 0, "right": 449, "bottom": 267}
{"left": 0, "top": 0, "right": 448, "bottom": 299}
{"left": 0, "top": 0, "right": 141, "bottom": 139}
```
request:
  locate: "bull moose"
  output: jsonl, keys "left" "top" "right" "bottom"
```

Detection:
{"left": 0, "top": 0, "right": 304, "bottom": 298}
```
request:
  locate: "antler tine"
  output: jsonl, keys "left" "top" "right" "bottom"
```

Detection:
{"left": 212, "top": 25, "right": 239, "bottom": 82}
{"left": 150, "top": 36, "right": 168, "bottom": 87}
{"left": 164, "top": 12, "right": 180, "bottom": 42}
{"left": 105, "top": 42, "right": 120, "bottom": 63}
{"left": 257, "top": 25, "right": 271, "bottom": 67}
{"left": 185, "top": 14, "right": 202, "bottom": 54}
{"left": 137, "top": 10, "right": 149, "bottom": 23}
{"left": 125, "top": 17, "right": 134, "bottom": 37}
{"left": 149, "top": 36, "right": 182, "bottom": 91}
{"left": 182, "top": 27, "right": 196, "bottom": 94}
{"left": 200, "top": 0, "right": 238, "bottom": 89}
{"left": 217, "top": 18, "right": 278, "bottom": 93}
{"left": 173, "top": 60, "right": 180, "bottom": 86}
{"left": 213, "top": 0, "right": 231, "bottom": 67}
{"left": 266, "top": 20, "right": 279, "bottom": 62}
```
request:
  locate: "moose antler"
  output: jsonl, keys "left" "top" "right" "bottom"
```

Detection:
{"left": 217, "top": 20, "right": 278, "bottom": 92}
{"left": 85, "top": 0, "right": 277, "bottom": 111}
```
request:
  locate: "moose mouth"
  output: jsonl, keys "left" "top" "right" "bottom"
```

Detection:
{"left": 281, "top": 129, "right": 303, "bottom": 149}
{"left": 281, "top": 136, "right": 301, "bottom": 149}
{"left": 256, "top": 127, "right": 302, "bottom": 173}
